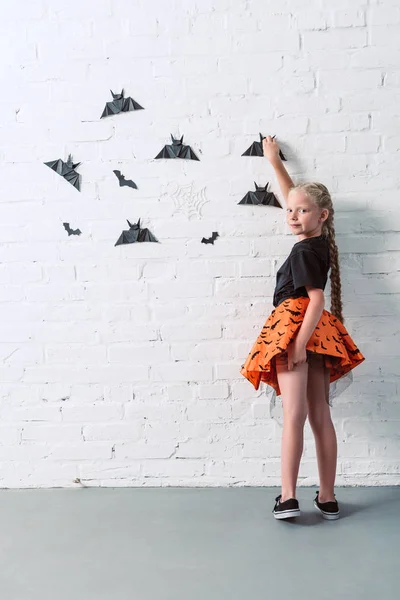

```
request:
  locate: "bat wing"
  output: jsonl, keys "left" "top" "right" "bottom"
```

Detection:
{"left": 122, "top": 97, "right": 144, "bottom": 112}
{"left": 155, "top": 145, "right": 177, "bottom": 159}
{"left": 201, "top": 232, "right": 218, "bottom": 244}
{"left": 115, "top": 230, "right": 137, "bottom": 246}
{"left": 137, "top": 228, "right": 158, "bottom": 242}
{"left": 238, "top": 191, "right": 259, "bottom": 205}
{"left": 113, "top": 169, "right": 122, "bottom": 181}
{"left": 179, "top": 145, "right": 200, "bottom": 161}
{"left": 115, "top": 232, "right": 125, "bottom": 246}
{"left": 263, "top": 192, "right": 282, "bottom": 208}
{"left": 44, "top": 159, "right": 65, "bottom": 174}
{"left": 124, "top": 179, "right": 138, "bottom": 189}
{"left": 63, "top": 170, "right": 80, "bottom": 191}
{"left": 241, "top": 141, "right": 263, "bottom": 156}
{"left": 63, "top": 222, "right": 81, "bottom": 236}
{"left": 101, "top": 101, "right": 121, "bottom": 118}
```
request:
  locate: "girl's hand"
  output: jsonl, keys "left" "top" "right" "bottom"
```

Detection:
{"left": 287, "top": 340, "right": 308, "bottom": 371}
{"left": 263, "top": 135, "right": 282, "bottom": 164}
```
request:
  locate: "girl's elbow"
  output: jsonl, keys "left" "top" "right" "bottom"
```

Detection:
{"left": 306, "top": 287, "right": 325, "bottom": 305}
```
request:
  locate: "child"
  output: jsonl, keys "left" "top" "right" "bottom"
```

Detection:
{"left": 240, "top": 136, "right": 365, "bottom": 521}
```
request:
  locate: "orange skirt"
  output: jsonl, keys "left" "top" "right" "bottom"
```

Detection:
{"left": 240, "top": 296, "right": 365, "bottom": 397}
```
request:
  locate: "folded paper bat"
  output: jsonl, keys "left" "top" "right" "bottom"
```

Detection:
{"left": 155, "top": 135, "right": 200, "bottom": 160}
{"left": 63, "top": 222, "right": 82, "bottom": 236}
{"left": 113, "top": 170, "right": 138, "bottom": 189}
{"left": 115, "top": 219, "right": 159, "bottom": 246}
{"left": 44, "top": 154, "right": 81, "bottom": 191}
{"left": 238, "top": 182, "right": 282, "bottom": 207}
{"left": 201, "top": 232, "right": 219, "bottom": 245}
{"left": 101, "top": 89, "right": 144, "bottom": 118}
{"left": 242, "top": 133, "right": 286, "bottom": 161}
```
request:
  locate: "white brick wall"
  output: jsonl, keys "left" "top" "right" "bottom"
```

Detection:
{"left": 0, "top": 0, "right": 399, "bottom": 488}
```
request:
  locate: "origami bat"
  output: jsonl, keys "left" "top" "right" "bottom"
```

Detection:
{"left": 201, "top": 232, "right": 219, "bottom": 245}
{"left": 44, "top": 154, "right": 81, "bottom": 191}
{"left": 113, "top": 170, "right": 138, "bottom": 189}
{"left": 115, "top": 219, "right": 159, "bottom": 246}
{"left": 155, "top": 135, "right": 200, "bottom": 160}
{"left": 242, "top": 133, "right": 286, "bottom": 161}
{"left": 63, "top": 222, "right": 82, "bottom": 236}
{"left": 101, "top": 89, "right": 144, "bottom": 118}
{"left": 238, "top": 182, "right": 282, "bottom": 208}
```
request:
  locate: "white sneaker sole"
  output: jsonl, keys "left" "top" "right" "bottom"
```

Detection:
{"left": 273, "top": 508, "right": 301, "bottom": 519}
{"left": 313, "top": 500, "right": 340, "bottom": 520}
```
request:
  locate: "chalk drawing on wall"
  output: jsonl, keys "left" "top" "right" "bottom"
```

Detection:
{"left": 162, "top": 181, "right": 209, "bottom": 220}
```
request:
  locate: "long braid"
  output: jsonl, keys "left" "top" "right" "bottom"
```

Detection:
{"left": 292, "top": 182, "right": 344, "bottom": 323}
{"left": 323, "top": 210, "right": 344, "bottom": 323}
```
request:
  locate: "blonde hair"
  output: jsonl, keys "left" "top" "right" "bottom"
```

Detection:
{"left": 291, "top": 182, "right": 344, "bottom": 323}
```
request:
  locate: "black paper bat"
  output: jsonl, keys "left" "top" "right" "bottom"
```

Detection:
{"left": 201, "top": 232, "right": 219, "bottom": 245}
{"left": 242, "top": 133, "right": 286, "bottom": 161}
{"left": 63, "top": 222, "right": 82, "bottom": 236}
{"left": 115, "top": 219, "right": 158, "bottom": 246}
{"left": 238, "top": 182, "right": 282, "bottom": 208}
{"left": 101, "top": 89, "right": 144, "bottom": 118}
{"left": 113, "top": 170, "right": 138, "bottom": 189}
{"left": 155, "top": 135, "right": 199, "bottom": 161}
{"left": 44, "top": 154, "right": 81, "bottom": 191}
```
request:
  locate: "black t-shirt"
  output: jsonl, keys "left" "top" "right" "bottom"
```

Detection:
{"left": 272, "top": 234, "right": 330, "bottom": 307}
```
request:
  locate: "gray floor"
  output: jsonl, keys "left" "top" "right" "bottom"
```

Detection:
{"left": 0, "top": 487, "right": 398, "bottom": 600}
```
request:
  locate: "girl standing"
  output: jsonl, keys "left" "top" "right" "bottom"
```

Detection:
{"left": 240, "top": 136, "right": 365, "bottom": 520}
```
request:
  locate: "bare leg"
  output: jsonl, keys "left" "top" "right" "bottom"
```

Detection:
{"left": 306, "top": 353, "right": 337, "bottom": 503}
{"left": 275, "top": 353, "right": 309, "bottom": 502}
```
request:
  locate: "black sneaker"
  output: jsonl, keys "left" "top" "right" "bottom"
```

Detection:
{"left": 272, "top": 494, "right": 300, "bottom": 519}
{"left": 313, "top": 490, "right": 340, "bottom": 520}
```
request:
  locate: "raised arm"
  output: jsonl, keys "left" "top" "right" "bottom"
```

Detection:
{"left": 262, "top": 135, "right": 294, "bottom": 203}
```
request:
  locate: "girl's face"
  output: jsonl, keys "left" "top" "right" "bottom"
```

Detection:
{"left": 286, "top": 189, "right": 328, "bottom": 239}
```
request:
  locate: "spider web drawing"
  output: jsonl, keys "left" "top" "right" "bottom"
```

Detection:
{"left": 162, "top": 181, "right": 209, "bottom": 220}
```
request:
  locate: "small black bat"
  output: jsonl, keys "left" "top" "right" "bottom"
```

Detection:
{"left": 115, "top": 219, "right": 158, "bottom": 246}
{"left": 238, "top": 182, "right": 282, "bottom": 207}
{"left": 44, "top": 154, "right": 81, "bottom": 191}
{"left": 242, "top": 133, "right": 287, "bottom": 160}
{"left": 63, "top": 222, "right": 81, "bottom": 236}
{"left": 113, "top": 170, "right": 138, "bottom": 189}
{"left": 101, "top": 89, "right": 144, "bottom": 118}
{"left": 155, "top": 135, "right": 199, "bottom": 161}
{"left": 201, "top": 232, "right": 219, "bottom": 245}
{"left": 348, "top": 347, "right": 360, "bottom": 355}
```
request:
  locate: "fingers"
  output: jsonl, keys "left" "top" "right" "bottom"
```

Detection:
{"left": 263, "top": 135, "right": 275, "bottom": 145}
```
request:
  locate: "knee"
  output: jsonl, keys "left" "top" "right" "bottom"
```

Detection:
{"left": 283, "top": 406, "right": 308, "bottom": 427}
{"left": 308, "top": 407, "right": 332, "bottom": 432}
